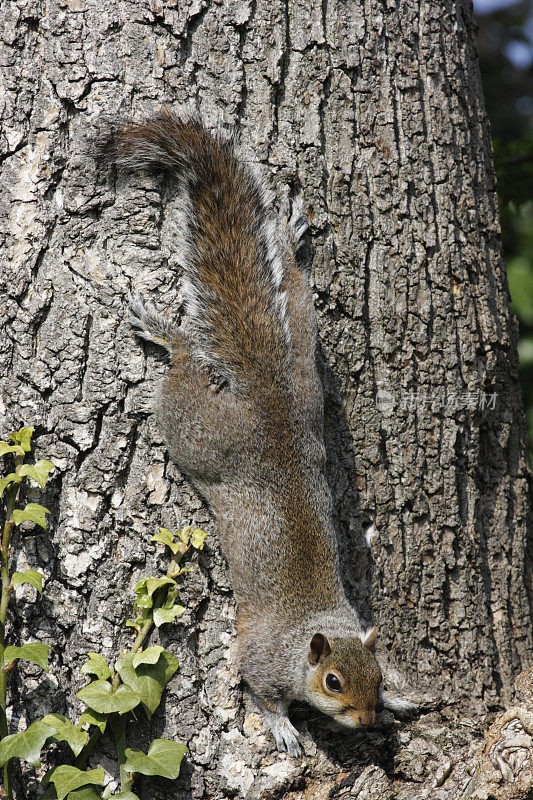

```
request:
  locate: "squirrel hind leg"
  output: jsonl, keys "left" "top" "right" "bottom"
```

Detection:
{"left": 287, "top": 196, "right": 309, "bottom": 254}
{"left": 156, "top": 353, "right": 257, "bottom": 486}
{"left": 128, "top": 293, "right": 179, "bottom": 353}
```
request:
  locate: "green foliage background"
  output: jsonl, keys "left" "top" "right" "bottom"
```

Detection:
{"left": 476, "top": 0, "right": 533, "bottom": 452}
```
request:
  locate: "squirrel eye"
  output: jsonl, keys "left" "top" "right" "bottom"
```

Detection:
{"left": 325, "top": 673, "right": 342, "bottom": 692}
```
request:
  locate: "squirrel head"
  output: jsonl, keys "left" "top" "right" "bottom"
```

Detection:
{"left": 304, "top": 629, "right": 381, "bottom": 727}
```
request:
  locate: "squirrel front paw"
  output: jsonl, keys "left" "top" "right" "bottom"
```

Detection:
{"left": 269, "top": 716, "right": 302, "bottom": 757}
{"left": 259, "top": 701, "right": 303, "bottom": 757}
{"left": 379, "top": 688, "right": 418, "bottom": 720}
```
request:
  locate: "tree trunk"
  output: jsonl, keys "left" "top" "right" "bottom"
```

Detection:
{"left": 1, "top": 0, "right": 531, "bottom": 798}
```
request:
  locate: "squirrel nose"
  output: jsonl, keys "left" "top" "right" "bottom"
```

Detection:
{"left": 351, "top": 710, "right": 376, "bottom": 726}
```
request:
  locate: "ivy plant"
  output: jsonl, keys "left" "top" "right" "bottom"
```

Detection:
{"left": 0, "top": 426, "right": 206, "bottom": 799}
{"left": 0, "top": 426, "right": 53, "bottom": 799}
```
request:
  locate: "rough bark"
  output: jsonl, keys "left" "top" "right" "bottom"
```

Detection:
{"left": 0, "top": 0, "right": 531, "bottom": 798}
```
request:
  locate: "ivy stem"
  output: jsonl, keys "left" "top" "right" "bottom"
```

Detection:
{"left": 111, "top": 714, "right": 133, "bottom": 792}
{"left": 0, "top": 455, "right": 23, "bottom": 800}
{"left": 74, "top": 726, "right": 101, "bottom": 770}
{"left": 128, "top": 617, "right": 154, "bottom": 660}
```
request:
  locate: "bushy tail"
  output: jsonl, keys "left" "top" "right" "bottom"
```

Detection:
{"left": 103, "top": 110, "right": 293, "bottom": 394}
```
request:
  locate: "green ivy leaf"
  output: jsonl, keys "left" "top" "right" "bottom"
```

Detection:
{"left": 191, "top": 528, "right": 207, "bottom": 550}
{"left": 0, "top": 719, "right": 57, "bottom": 767}
{"left": 19, "top": 460, "right": 55, "bottom": 489}
{"left": 153, "top": 605, "right": 186, "bottom": 628}
{"left": 81, "top": 653, "right": 112, "bottom": 681}
{"left": 77, "top": 680, "right": 140, "bottom": 715}
{"left": 79, "top": 708, "right": 108, "bottom": 734}
{"left": 176, "top": 526, "right": 191, "bottom": 543}
{"left": 65, "top": 788, "right": 102, "bottom": 800}
{"left": 132, "top": 582, "right": 153, "bottom": 609}
{"left": 0, "top": 473, "right": 21, "bottom": 497}
{"left": 161, "top": 587, "right": 179, "bottom": 608}
{"left": 9, "top": 426, "right": 34, "bottom": 452}
{"left": 145, "top": 576, "right": 176, "bottom": 596}
{"left": 124, "top": 739, "right": 188, "bottom": 779}
{"left": 12, "top": 569, "right": 44, "bottom": 594}
{"left": 12, "top": 502, "right": 50, "bottom": 530}
{"left": 151, "top": 528, "right": 180, "bottom": 554}
{"left": 180, "top": 525, "right": 192, "bottom": 544}
{"left": 40, "top": 715, "right": 89, "bottom": 757}
{"left": 132, "top": 646, "right": 164, "bottom": 668}
{"left": 116, "top": 651, "right": 179, "bottom": 719}
{"left": 0, "top": 442, "right": 25, "bottom": 458}
{"left": 4, "top": 642, "right": 50, "bottom": 672}
{"left": 44, "top": 766, "right": 105, "bottom": 800}
{"left": 133, "top": 576, "right": 176, "bottom": 610}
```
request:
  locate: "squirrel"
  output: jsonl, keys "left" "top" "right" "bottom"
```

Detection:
{"left": 101, "top": 110, "right": 415, "bottom": 756}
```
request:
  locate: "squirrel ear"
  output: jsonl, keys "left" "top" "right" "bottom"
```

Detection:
{"left": 362, "top": 627, "right": 378, "bottom": 650}
{"left": 308, "top": 633, "right": 332, "bottom": 665}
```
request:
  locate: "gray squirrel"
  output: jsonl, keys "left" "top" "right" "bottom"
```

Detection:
{"left": 101, "top": 110, "right": 415, "bottom": 756}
